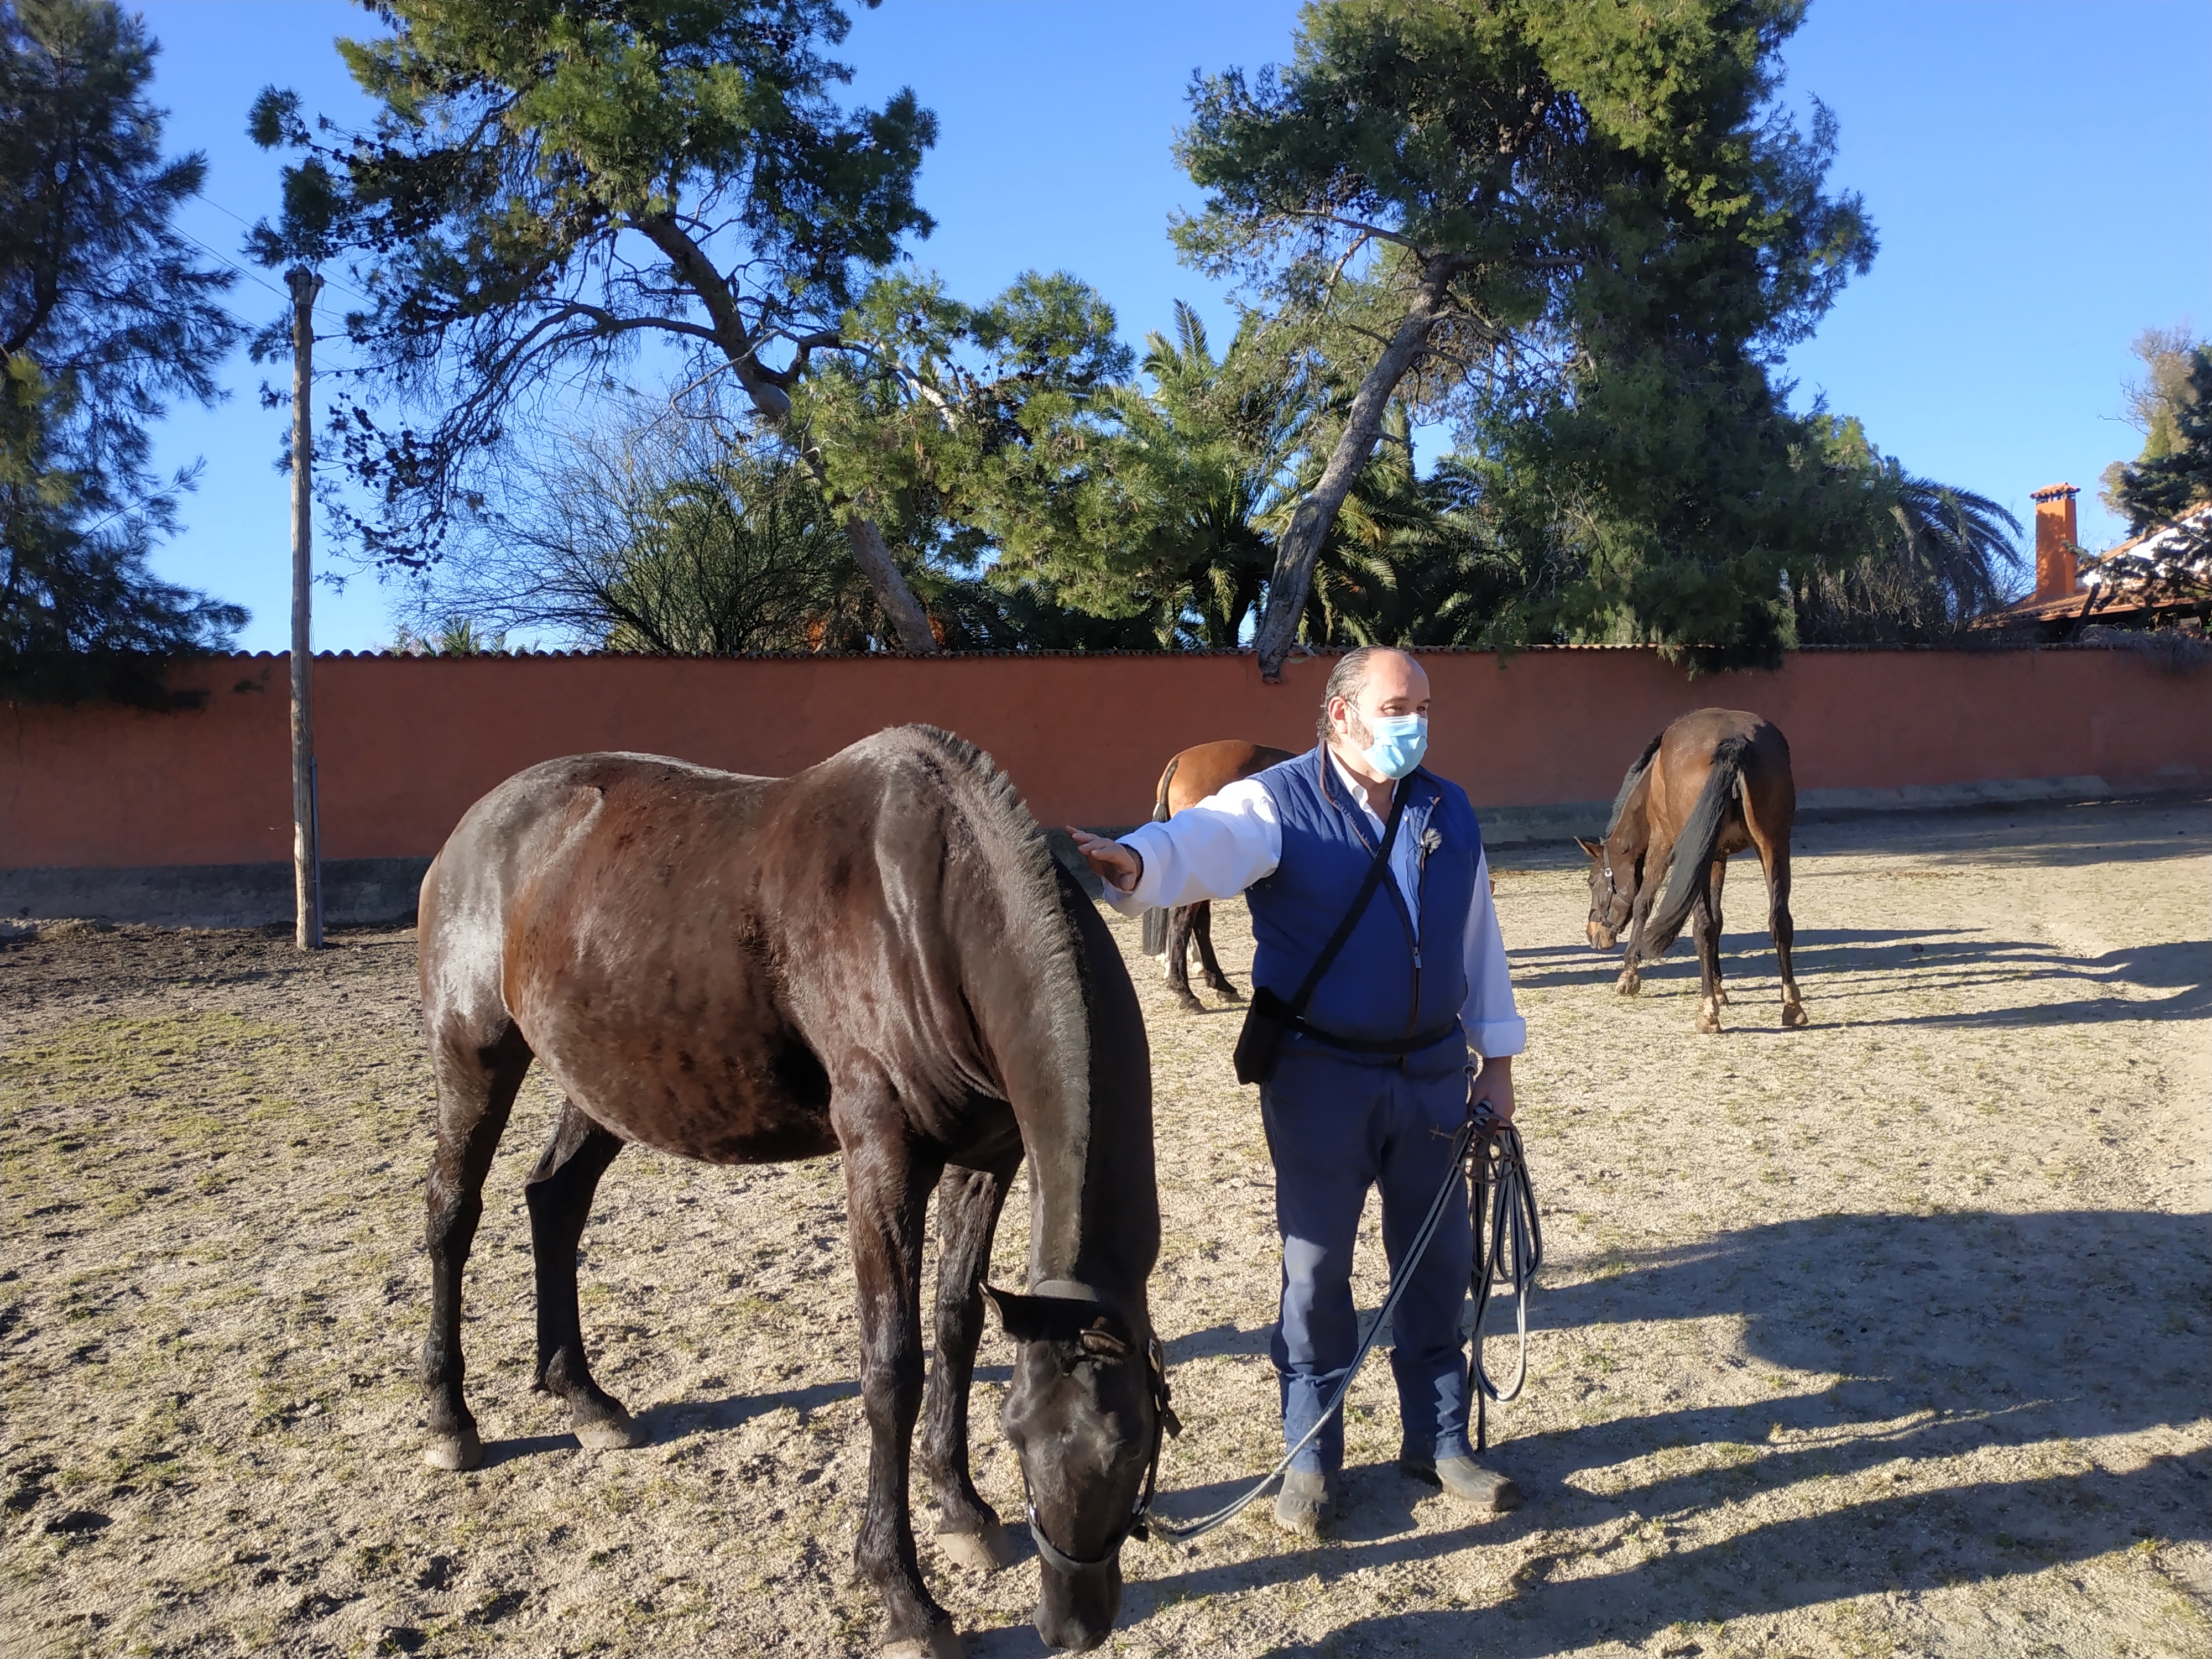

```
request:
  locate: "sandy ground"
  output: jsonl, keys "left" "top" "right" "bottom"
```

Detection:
{"left": 3, "top": 795, "right": 2208, "bottom": 1659}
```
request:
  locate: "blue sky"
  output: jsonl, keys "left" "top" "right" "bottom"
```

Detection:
{"left": 132, "top": 0, "right": 2211, "bottom": 653}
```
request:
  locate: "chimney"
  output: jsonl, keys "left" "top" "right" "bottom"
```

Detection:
{"left": 2031, "top": 482, "right": 2080, "bottom": 603}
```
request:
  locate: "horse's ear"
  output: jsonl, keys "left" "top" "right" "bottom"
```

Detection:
{"left": 1574, "top": 836, "right": 1603, "bottom": 859}
{"left": 983, "top": 1285, "right": 1081, "bottom": 1343}
{"left": 985, "top": 1286, "right": 1134, "bottom": 1350}
{"left": 1077, "top": 1321, "right": 1131, "bottom": 1359}
{"left": 982, "top": 1284, "right": 1036, "bottom": 1337}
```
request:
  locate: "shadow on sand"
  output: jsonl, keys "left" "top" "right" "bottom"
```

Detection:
{"left": 1118, "top": 1206, "right": 2210, "bottom": 1655}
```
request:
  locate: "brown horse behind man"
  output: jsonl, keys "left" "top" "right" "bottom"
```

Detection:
{"left": 1139, "top": 740, "right": 1295, "bottom": 1011}
{"left": 1578, "top": 708, "right": 1807, "bottom": 1033}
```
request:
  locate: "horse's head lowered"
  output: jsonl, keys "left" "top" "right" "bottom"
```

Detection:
{"left": 1576, "top": 834, "right": 1636, "bottom": 951}
{"left": 987, "top": 1282, "right": 1172, "bottom": 1652}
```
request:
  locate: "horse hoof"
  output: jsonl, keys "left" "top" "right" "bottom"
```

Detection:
{"left": 937, "top": 1522, "right": 1018, "bottom": 1573}
{"left": 575, "top": 1407, "right": 644, "bottom": 1451}
{"left": 1213, "top": 984, "right": 1244, "bottom": 1004}
{"left": 1171, "top": 994, "right": 1205, "bottom": 1015}
{"left": 1781, "top": 1003, "right": 1808, "bottom": 1029}
{"left": 1615, "top": 974, "right": 1641, "bottom": 997}
{"left": 1695, "top": 1015, "right": 1722, "bottom": 1035}
{"left": 423, "top": 1428, "right": 482, "bottom": 1472}
{"left": 881, "top": 1621, "right": 966, "bottom": 1659}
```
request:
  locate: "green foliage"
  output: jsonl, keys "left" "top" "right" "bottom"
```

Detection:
{"left": 1294, "top": 416, "right": 1530, "bottom": 648}
{"left": 1, "top": 0, "right": 247, "bottom": 703}
{"left": 800, "top": 269, "right": 1143, "bottom": 609}
{"left": 2099, "top": 326, "right": 2209, "bottom": 520}
{"left": 1171, "top": 0, "right": 1878, "bottom": 671}
{"left": 3, "top": 353, "right": 246, "bottom": 702}
{"left": 421, "top": 399, "right": 1161, "bottom": 654}
{"left": 2106, "top": 344, "right": 2212, "bottom": 537}
{"left": 1788, "top": 421, "right": 2023, "bottom": 643}
{"left": 246, "top": 0, "right": 945, "bottom": 647}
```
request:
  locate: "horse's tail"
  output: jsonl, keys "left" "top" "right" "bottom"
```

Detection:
{"left": 1140, "top": 757, "right": 1181, "bottom": 955}
{"left": 1641, "top": 736, "right": 1752, "bottom": 957}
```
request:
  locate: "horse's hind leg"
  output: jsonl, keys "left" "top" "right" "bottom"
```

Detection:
{"left": 1766, "top": 841, "right": 1808, "bottom": 1028}
{"left": 1693, "top": 858, "right": 1728, "bottom": 1034}
{"left": 1193, "top": 901, "right": 1242, "bottom": 1001}
{"left": 1164, "top": 905, "right": 1204, "bottom": 1014}
{"left": 525, "top": 1100, "right": 643, "bottom": 1450}
{"left": 421, "top": 1019, "right": 531, "bottom": 1472}
{"left": 919, "top": 1159, "right": 1020, "bottom": 1573}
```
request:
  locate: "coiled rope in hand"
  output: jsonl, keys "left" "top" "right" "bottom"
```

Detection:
{"left": 1468, "top": 1115, "right": 1542, "bottom": 1454}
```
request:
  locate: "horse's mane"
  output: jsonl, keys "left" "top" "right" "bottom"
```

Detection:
{"left": 1603, "top": 733, "right": 1665, "bottom": 838}
{"left": 881, "top": 727, "right": 1100, "bottom": 1270}
{"left": 893, "top": 724, "right": 1064, "bottom": 903}
{"left": 876, "top": 723, "right": 1088, "bottom": 1010}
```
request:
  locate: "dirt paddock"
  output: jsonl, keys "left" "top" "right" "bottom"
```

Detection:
{"left": 3, "top": 796, "right": 2208, "bottom": 1659}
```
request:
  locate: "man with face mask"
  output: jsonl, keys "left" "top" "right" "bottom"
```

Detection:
{"left": 1069, "top": 646, "right": 1525, "bottom": 1538}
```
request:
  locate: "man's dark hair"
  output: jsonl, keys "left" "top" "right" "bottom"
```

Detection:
{"left": 1316, "top": 646, "right": 1392, "bottom": 744}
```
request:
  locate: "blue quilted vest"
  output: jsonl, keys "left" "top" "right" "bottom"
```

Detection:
{"left": 1247, "top": 744, "right": 1483, "bottom": 1054}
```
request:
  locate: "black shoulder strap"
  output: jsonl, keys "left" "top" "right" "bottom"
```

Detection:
{"left": 1285, "top": 778, "right": 1409, "bottom": 1019}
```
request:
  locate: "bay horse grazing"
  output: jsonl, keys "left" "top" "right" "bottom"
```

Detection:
{"left": 1138, "top": 740, "right": 1294, "bottom": 1011}
{"left": 414, "top": 728, "right": 1162, "bottom": 1656}
{"left": 1576, "top": 708, "right": 1806, "bottom": 1033}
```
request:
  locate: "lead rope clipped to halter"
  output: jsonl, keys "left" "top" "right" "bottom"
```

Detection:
{"left": 1467, "top": 1102, "right": 1543, "bottom": 1455}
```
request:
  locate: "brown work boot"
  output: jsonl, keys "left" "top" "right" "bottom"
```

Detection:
{"left": 1272, "top": 1467, "right": 1339, "bottom": 1539}
{"left": 1399, "top": 1452, "right": 1522, "bottom": 1512}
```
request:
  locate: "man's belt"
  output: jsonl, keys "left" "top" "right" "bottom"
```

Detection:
{"left": 1288, "top": 1015, "right": 1463, "bottom": 1057}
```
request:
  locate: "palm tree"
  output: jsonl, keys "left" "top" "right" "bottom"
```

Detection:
{"left": 1116, "top": 303, "right": 1307, "bottom": 646}
{"left": 1794, "top": 460, "right": 2023, "bottom": 642}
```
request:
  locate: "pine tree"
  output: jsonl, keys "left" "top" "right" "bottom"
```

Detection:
{"left": 2, "top": 0, "right": 247, "bottom": 702}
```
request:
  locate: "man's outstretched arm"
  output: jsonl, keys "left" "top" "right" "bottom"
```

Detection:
{"left": 1068, "top": 779, "right": 1282, "bottom": 914}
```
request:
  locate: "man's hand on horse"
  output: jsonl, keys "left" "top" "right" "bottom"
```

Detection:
{"left": 1067, "top": 828, "right": 1142, "bottom": 895}
{"left": 1472, "top": 1055, "right": 1516, "bottom": 1125}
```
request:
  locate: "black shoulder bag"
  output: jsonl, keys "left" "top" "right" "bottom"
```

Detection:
{"left": 1232, "top": 781, "right": 1409, "bottom": 1087}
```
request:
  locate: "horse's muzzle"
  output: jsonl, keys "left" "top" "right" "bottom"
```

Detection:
{"left": 1035, "top": 1558, "right": 1121, "bottom": 1652}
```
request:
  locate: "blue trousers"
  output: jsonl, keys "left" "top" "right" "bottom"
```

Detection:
{"left": 1260, "top": 1039, "right": 1474, "bottom": 1474}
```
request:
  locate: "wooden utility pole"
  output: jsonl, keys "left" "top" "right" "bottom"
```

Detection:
{"left": 287, "top": 265, "right": 325, "bottom": 951}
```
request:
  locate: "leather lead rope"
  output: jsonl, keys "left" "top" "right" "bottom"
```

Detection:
{"left": 1468, "top": 1114, "right": 1542, "bottom": 1455}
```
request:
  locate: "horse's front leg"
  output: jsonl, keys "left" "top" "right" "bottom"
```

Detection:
{"left": 833, "top": 1086, "right": 959, "bottom": 1658}
{"left": 920, "top": 1159, "right": 1020, "bottom": 1573}
{"left": 1617, "top": 851, "right": 1664, "bottom": 995}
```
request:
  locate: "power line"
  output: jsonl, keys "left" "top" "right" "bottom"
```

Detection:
{"left": 195, "top": 193, "right": 377, "bottom": 308}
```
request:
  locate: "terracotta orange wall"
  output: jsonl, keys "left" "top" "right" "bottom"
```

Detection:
{"left": 3, "top": 648, "right": 2204, "bottom": 869}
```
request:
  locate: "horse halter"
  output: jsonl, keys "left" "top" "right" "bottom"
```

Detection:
{"left": 1021, "top": 1337, "right": 1180, "bottom": 1578}
{"left": 1595, "top": 837, "right": 1629, "bottom": 920}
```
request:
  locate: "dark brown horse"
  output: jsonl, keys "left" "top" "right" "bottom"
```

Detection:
{"left": 1138, "top": 739, "right": 1295, "bottom": 1011}
{"left": 414, "top": 727, "right": 1162, "bottom": 1657}
{"left": 1577, "top": 708, "right": 1806, "bottom": 1034}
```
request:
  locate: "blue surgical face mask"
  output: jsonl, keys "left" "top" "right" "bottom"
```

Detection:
{"left": 1361, "top": 713, "right": 1428, "bottom": 780}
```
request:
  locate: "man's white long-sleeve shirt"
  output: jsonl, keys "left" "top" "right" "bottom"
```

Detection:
{"left": 1098, "top": 753, "right": 1526, "bottom": 1060}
